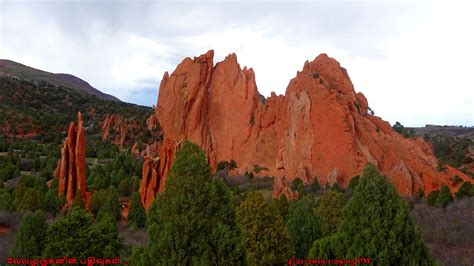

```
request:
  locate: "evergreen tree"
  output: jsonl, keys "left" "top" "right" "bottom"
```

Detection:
{"left": 315, "top": 190, "right": 345, "bottom": 236}
{"left": 44, "top": 189, "right": 60, "bottom": 216}
{"left": 87, "top": 213, "right": 122, "bottom": 257}
{"left": 426, "top": 189, "right": 440, "bottom": 206}
{"left": 308, "top": 164, "right": 433, "bottom": 265}
{"left": 72, "top": 189, "right": 84, "bottom": 209}
{"left": 435, "top": 185, "right": 453, "bottom": 208}
{"left": 271, "top": 194, "right": 290, "bottom": 221}
{"left": 291, "top": 177, "right": 305, "bottom": 196}
{"left": 347, "top": 175, "right": 360, "bottom": 191}
{"left": 146, "top": 141, "right": 245, "bottom": 265}
{"left": 118, "top": 178, "right": 131, "bottom": 197}
{"left": 286, "top": 196, "right": 321, "bottom": 258}
{"left": 310, "top": 177, "right": 320, "bottom": 193}
{"left": 17, "top": 187, "right": 42, "bottom": 212}
{"left": 127, "top": 192, "right": 146, "bottom": 229}
{"left": 89, "top": 190, "right": 105, "bottom": 217}
{"left": 414, "top": 188, "right": 425, "bottom": 203}
{"left": 10, "top": 210, "right": 48, "bottom": 258}
{"left": 237, "top": 191, "right": 294, "bottom": 265}
{"left": 0, "top": 190, "right": 13, "bottom": 211}
{"left": 97, "top": 186, "right": 121, "bottom": 221}
{"left": 455, "top": 181, "right": 474, "bottom": 199}
{"left": 43, "top": 207, "right": 121, "bottom": 258}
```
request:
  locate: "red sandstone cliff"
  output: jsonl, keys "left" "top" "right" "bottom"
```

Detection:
{"left": 139, "top": 50, "right": 470, "bottom": 207}
{"left": 100, "top": 114, "right": 139, "bottom": 147}
{"left": 54, "top": 112, "right": 88, "bottom": 207}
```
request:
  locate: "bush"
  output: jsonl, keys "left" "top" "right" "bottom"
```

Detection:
{"left": 10, "top": 210, "right": 47, "bottom": 258}
{"left": 347, "top": 175, "right": 360, "bottom": 191}
{"left": 127, "top": 192, "right": 146, "bottom": 229}
{"left": 308, "top": 164, "right": 433, "bottom": 264}
{"left": 455, "top": 182, "right": 474, "bottom": 199}
{"left": 118, "top": 178, "right": 132, "bottom": 197}
{"left": 145, "top": 141, "right": 245, "bottom": 264}
{"left": 286, "top": 196, "right": 321, "bottom": 258}
{"left": 237, "top": 191, "right": 294, "bottom": 264}
{"left": 310, "top": 177, "right": 320, "bottom": 193}
{"left": 291, "top": 177, "right": 304, "bottom": 196}
{"left": 0, "top": 191, "right": 13, "bottom": 211}
{"left": 426, "top": 190, "right": 440, "bottom": 206}
{"left": 43, "top": 207, "right": 121, "bottom": 258}
{"left": 315, "top": 190, "right": 345, "bottom": 236}
{"left": 435, "top": 186, "right": 453, "bottom": 208}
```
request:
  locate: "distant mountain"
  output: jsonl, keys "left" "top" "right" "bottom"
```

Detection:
{"left": 0, "top": 59, "right": 119, "bottom": 101}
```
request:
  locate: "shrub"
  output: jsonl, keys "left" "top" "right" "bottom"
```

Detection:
{"left": 435, "top": 186, "right": 453, "bottom": 208}
{"left": 237, "top": 191, "right": 294, "bottom": 264}
{"left": 426, "top": 190, "right": 440, "bottom": 206}
{"left": 286, "top": 196, "right": 321, "bottom": 258}
{"left": 10, "top": 210, "right": 47, "bottom": 258}
{"left": 308, "top": 164, "right": 433, "bottom": 264}
{"left": 315, "top": 190, "right": 345, "bottom": 236}
{"left": 127, "top": 192, "right": 146, "bottom": 229}
{"left": 455, "top": 182, "right": 474, "bottom": 199}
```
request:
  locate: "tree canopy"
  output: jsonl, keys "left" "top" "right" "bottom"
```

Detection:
{"left": 145, "top": 141, "right": 245, "bottom": 265}
{"left": 308, "top": 164, "right": 433, "bottom": 265}
{"left": 237, "top": 191, "right": 294, "bottom": 265}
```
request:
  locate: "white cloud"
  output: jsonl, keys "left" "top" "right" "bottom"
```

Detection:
{"left": 0, "top": 1, "right": 472, "bottom": 126}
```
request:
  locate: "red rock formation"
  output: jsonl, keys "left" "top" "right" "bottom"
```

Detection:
{"left": 272, "top": 176, "right": 299, "bottom": 200}
{"left": 139, "top": 139, "right": 181, "bottom": 209}
{"left": 54, "top": 112, "right": 88, "bottom": 207}
{"left": 140, "top": 50, "right": 471, "bottom": 206}
{"left": 75, "top": 112, "right": 86, "bottom": 202}
{"left": 100, "top": 114, "right": 141, "bottom": 147}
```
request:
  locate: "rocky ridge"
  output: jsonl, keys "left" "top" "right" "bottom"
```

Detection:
{"left": 139, "top": 50, "right": 470, "bottom": 208}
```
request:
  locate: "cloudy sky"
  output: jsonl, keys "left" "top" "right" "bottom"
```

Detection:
{"left": 1, "top": 0, "right": 473, "bottom": 126}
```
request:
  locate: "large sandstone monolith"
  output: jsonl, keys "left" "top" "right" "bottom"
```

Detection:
{"left": 139, "top": 50, "right": 471, "bottom": 206}
{"left": 54, "top": 112, "right": 88, "bottom": 207}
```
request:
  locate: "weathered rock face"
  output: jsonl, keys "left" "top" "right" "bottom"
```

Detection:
{"left": 272, "top": 176, "right": 299, "bottom": 201}
{"left": 140, "top": 50, "right": 470, "bottom": 206}
{"left": 55, "top": 112, "right": 88, "bottom": 207}
{"left": 138, "top": 139, "right": 181, "bottom": 209}
{"left": 100, "top": 114, "right": 139, "bottom": 147}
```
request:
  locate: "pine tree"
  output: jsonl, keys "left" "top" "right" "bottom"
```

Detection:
{"left": 118, "top": 178, "right": 131, "bottom": 197}
{"left": 426, "top": 189, "right": 440, "bottom": 206}
{"left": 127, "top": 192, "right": 146, "bottom": 229}
{"left": 315, "top": 190, "right": 345, "bottom": 236}
{"left": 10, "top": 210, "right": 48, "bottom": 258}
{"left": 0, "top": 190, "right": 13, "bottom": 211}
{"left": 237, "top": 191, "right": 294, "bottom": 265}
{"left": 435, "top": 185, "right": 453, "bottom": 208}
{"left": 308, "top": 164, "right": 433, "bottom": 265}
{"left": 271, "top": 194, "right": 290, "bottom": 221}
{"left": 286, "top": 196, "right": 321, "bottom": 258}
{"left": 347, "top": 175, "right": 360, "bottom": 191}
{"left": 310, "top": 177, "right": 320, "bottom": 193}
{"left": 17, "top": 187, "right": 42, "bottom": 212}
{"left": 97, "top": 186, "right": 121, "bottom": 221}
{"left": 291, "top": 177, "right": 305, "bottom": 196}
{"left": 72, "top": 189, "right": 84, "bottom": 209}
{"left": 43, "top": 207, "right": 121, "bottom": 258}
{"left": 455, "top": 181, "right": 474, "bottom": 199}
{"left": 87, "top": 213, "right": 122, "bottom": 257}
{"left": 89, "top": 189, "right": 105, "bottom": 217}
{"left": 44, "top": 189, "right": 60, "bottom": 216}
{"left": 146, "top": 141, "right": 245, "bottom": 265}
